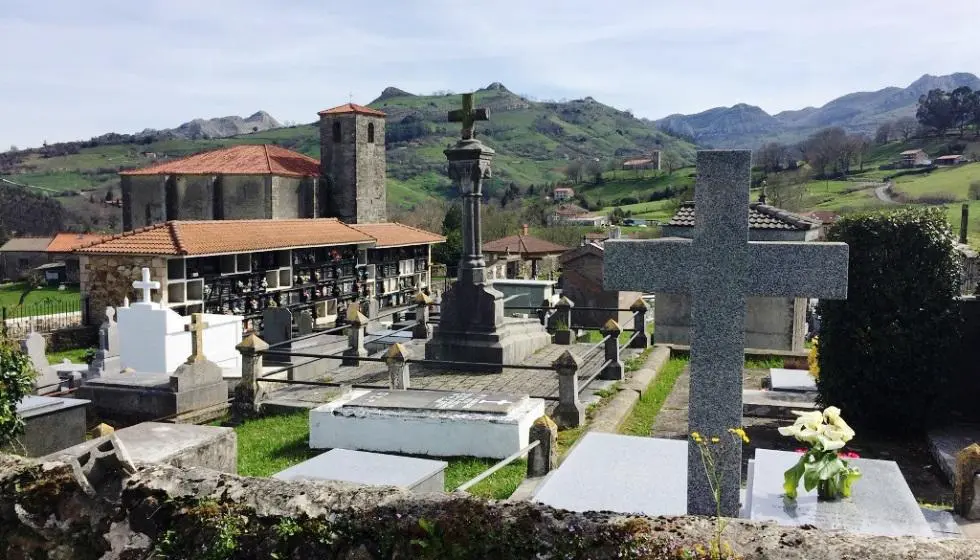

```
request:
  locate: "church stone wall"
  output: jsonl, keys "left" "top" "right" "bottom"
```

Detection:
{"left": 220, "top": 175, "right": 272, "bottom": 220}
{"left": 122, "top": 175, "right": 168, "bottom": 231}
{"left": 319, "top": 113, "right": 386, "bottom": 224}
{"left": 171, "top": 175, "right": 214, "bottom": 221}
{"left": 271, "top": 176, "right": 317, "bottom": 219}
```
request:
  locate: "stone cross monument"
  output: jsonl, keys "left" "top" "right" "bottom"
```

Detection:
{"left": 184, "top": 313, "right": 210, "bottom": 364}
{"left": 425, "top": 93, "right": 551, "bottom": 371}
{"left": 133, "top": 267, "right": 160, "bottom": 306}
{"left": 604, "top": 150, "right": 849, "bottom": 517}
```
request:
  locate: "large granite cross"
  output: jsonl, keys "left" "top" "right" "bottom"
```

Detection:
{"left": 448, "top": 93, "right": 489, "bottom": 141}
{"left": 604, "top": 150, "right": 849, "bottom": 517}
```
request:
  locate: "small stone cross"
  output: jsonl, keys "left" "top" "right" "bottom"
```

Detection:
{"left": 184, "top": 313, "right": 210, "bottom": 364}
{"left": 604, "top": 150, "right": 850, "bottom": 517}
{"left": 448, "top": 93, "right": 489, "bottom": 140}
{"left": 132, "top": 267, "right": 160, "bottom": 304}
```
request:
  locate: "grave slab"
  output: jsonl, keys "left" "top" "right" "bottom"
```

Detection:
{"left": 274, "top": 448, "right": 446, "bottom": 493}
{"left": 748, "top": 448, "right": 932, "bottom": 537}
{"left": 2, "top": 396, "right": 90, "bottom": 457}
{"left": 742, "top": 389, "right": 818, "bottom": 419}
{"left": 310, "top": 388, "right": 544, "bottom": 459}
{"left": 77, "top": 370, "right": 228, "bottom": 424}
{"left": 532, "top": 433, "right": 687, "bottom": 516}
{"left": 48, "top": 421, "right": 237, "bottom": 473}
{"left": 769, "top": 368, "right": 817, "bottom": 393}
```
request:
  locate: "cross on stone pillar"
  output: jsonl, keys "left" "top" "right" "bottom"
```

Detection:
{"left": 184, "top": 313, "right": 210, "bottom": 364}
{"left": 604, "top": 150, "right": 849, "bottom": 517}
{"left": 132, "top": 267, "right": 160, "bottom": 304}
{"left": 448, "top": 92, "right": 489, "bottom": 141}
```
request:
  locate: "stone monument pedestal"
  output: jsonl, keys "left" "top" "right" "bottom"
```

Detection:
{"left": 2, "top": 396, "right": 91, "bottom": 457}
{"left": 426, "top": 317, "right": 550, "bottom": 373}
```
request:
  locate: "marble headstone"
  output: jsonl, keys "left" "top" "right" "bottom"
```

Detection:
{"left": 604, "top": 150, "right": 850, "bottom": 516}
{"left": 748, "top": 449, "right": 932, "bottom": 537}
{"left": 297, "top": 310, "right": 314, "bottom": 336}
{"left": 769, "top": 368, "right": 817, "bottom": 393}
{"left": 262, "top": 307, "right": 293, "bottom": 347}
{"left": 89, "top": 307, "right": 121, "bottom": 377}
{"left": 21, "top": 331, "right": 62, "bottom": 394}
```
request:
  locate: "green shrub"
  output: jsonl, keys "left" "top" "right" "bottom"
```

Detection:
{"left": 969, "top": 181, "right": 980, "bottom": 201}
{"left": 817, "top": 207, "right": 961, "bottom": 433}
{"left": 0, "top": 337, "right": 37, "bottom": 449}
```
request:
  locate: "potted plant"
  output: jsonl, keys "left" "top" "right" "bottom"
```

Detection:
{"left": 553, "top": 317, "right": 571, "bottom": 345}
{"left": 778, "top": 406, "right": 861, "bottom": 501}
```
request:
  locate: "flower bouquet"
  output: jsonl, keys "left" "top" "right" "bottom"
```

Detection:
{"left": 778, "top": 406, "right": 861, "bottom": 501}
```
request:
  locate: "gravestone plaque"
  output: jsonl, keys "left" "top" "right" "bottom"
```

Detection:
{"left": 748, "top": 449, "right": 932, "bottom": 537}
{"left": 297, "top": 310, "right": 314, "bottom": 336}
{"left": 274, "top": 448, "right": 447, "bottom": 493}
{"left": 769, "top": 368, "right": 817, "bottom": 393}
{"left": 21, "top": 331, "right": 63, "bottom": 394}
{"left": 604, "top": 150, "right": 850, "bottom": 516}
{"left": 262, "top": 307, "right": 293, "bottom": 346}
{"left": 345, "top": 389, "right": 523, "bottom": 415}
{"left": 533, "top": 433, "right": 687, "bottom": 516}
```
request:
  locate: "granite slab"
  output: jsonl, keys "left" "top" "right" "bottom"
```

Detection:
{"left": 533, "top": 433, "right": 687, "bottom": 516}
{"left": 7, "top": 396, "right": 90, "bottom": 456}
{"left": 748, "top": 448, "right": 932, "bottom": 537}
{"left": 769, "top": 368, "right": 816, "bottom": 393}
{"left": 345, "top": 389, "right": 525, "bottom": 415}
{"left": 274, "top": 448, "right": 447, "bottom": 493}
{"left": 743, "top": 389, "right": 818, "bottom": 419}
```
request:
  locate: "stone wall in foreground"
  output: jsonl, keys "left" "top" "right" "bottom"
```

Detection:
{"left": 1, "top": 453, "right": 977, "bottom": 559}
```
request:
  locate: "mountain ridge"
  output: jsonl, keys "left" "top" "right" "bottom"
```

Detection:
{"left": 655, "top": 72, "right": 980, "bottom": 148}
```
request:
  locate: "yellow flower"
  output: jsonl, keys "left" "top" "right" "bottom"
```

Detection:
{"left": 710, "top": 436, "right": 720, "bottom": 443}
{"left": 691, "top": 431, "right": 701, "bottom": 439}
{"left": 728, "top": 427, "right": 750, "bottom": 443}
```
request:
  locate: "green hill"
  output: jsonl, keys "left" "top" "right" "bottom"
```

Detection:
{"left": 0, "top": 83, "right": 697, "bottom": 213}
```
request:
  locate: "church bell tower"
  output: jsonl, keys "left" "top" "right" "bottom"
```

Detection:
{"left": 317, "top": 103, "right": 387, "bottom": 223}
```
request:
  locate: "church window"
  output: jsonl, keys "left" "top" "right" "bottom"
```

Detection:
{"left": 332, "top": 122, "right": 341, "bottom": 142}
{"left": 367, "top": 123, "right": 375, "bottom": 143}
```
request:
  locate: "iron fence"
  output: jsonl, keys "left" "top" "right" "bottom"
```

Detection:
{"left": 1, "top": 299, "right": 83, "bottom": 336}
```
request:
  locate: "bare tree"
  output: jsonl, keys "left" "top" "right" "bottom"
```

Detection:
{"left": 756, "top": 142, "right": 788, "bottom": 173}
{"left": 585, "top": 160, "right": 604, "bottom": 184}
{"left": 874, "top": 122, "right": 893, "bottom": 144}
{"left": 565, "top": 160, "right": 584, "bottom": 184}
{"left": 895, "top": 116, "right": 918, "bottom": 142}
{"left": 661, "top": 151, "right": 677, "bottom": 175}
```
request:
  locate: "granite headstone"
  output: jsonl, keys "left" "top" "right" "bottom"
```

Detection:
{"left": 262, "top": 307, "right": 293, "bottom": 347}
{"left": 88, "top": 307, "right": 121, "bottom": 377}
{"left": 604, "top": 150, "right": 850, "bottom": 516}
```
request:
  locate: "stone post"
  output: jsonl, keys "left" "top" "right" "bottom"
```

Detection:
{"left": 234, "top": 333, "right": 269, "bottom": 419}
{"left": 342, "top": 304, "right": 368, "bottom": 366}
{"left": 552, "top": 350, "right": 584, "bottom": 428}
{"left": 527, "top": 416, "right": 558, "bottom": 478}
{"left": 954, "top": 443, "right": 980, "bottom": 520}
{"left": 386, "top": 343, "right": 410, "bottom": 390}
{"left": 600, "top": 319, "right": 624, "bottom": 381}
{"left": 961, "top": 204, "right": 970, "bottom": 245}
{"left": 413, "top": 292, "right": 432, "bottom": 339}
{"left": 629, "top": 297, "right": 650, "bottom": 349}
{"left": 553, "top": 296, "right": 574, "bottom": 345}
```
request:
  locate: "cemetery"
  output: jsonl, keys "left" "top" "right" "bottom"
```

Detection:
{"left": 3, "top": 93, "right": 980, "bottom": 558}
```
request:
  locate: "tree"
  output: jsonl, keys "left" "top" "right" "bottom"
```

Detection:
{"left": 895, "top": 116, "right": 918, "bottom": 142}
{"left": 661, "top": 151, "right": 678, "bottom": 175}
{"left": 817, "top": 208, "right": 961, "bottom": 433}
{"left": 949, "top": 86, "right": 975, "bottom": 136}
{"left": 916, "top": 89, "right": 955, "bottom": 136}
{"left": 104, "top": 187, "right": 115, "bottom": 201}
{"left": 8, "top": 145, "right": 17, "bottom": 153}
{"left": 0, "top": 336, "right": 37, "bottom": 449}
{"left": 756, "top": 142, "right": 788, "bottom": 173}
{"left": 874, "top": 122, "right": 893, "bottom": 144}
{"left": 565, "top": 160, "right": 583, "bottom": 184}
{"left": 432, "top": 205, "right": 463, "bottom": 267}
{"left": 585, "top": 160, "right": 604, "bottom": 184}
{"left": 803, "top": 127, "right": 848, "bottom": 177}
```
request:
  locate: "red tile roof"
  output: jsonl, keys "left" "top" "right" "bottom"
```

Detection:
{"left": 483, "top": 234, "right": 568, "bottom": 257}
{"left": 46, "top": 233, "right": 108, "bottom": 253}
{"left": 317, "top": 103, "right": 386, "bottom": 117}
{"left": 75, "top": 219, "right": 374, "bottom": 256}
{"left": 348, "top": 223, "right": 445, "bottom": 248}
{"left": 119, "top": 144, "right": 320, "bottom": 178}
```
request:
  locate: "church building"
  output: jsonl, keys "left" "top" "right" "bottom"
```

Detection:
{"left": 78, "top": 103, "right": 442, "bottom": 329}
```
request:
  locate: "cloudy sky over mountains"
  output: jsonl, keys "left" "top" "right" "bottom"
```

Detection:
{"left": 2, "top": 0, "right": 979, "bottom": 148}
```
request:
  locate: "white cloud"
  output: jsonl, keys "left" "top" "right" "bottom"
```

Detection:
{"left": 0, "top": 0, "right": 978, "bottom": 148}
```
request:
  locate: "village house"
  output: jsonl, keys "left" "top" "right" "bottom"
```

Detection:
{"left": 899, "top": 149, "right": 930, "bottom": 168}
{"left": 77, "top": 102, "right": 442, "bottom": 327}
{"left": 0, "top": 233, "right": 104, "bottom": 284}
{"left": 558, "top": 228, "right": 640, "bottom": 328}
{"left": 935, "top": 154, "right": 966, "bottom": 166}
{"left": 482, "top": 225, "right": 567, "bottom": 279}
{"left": 622, "top": 150, "right": 662, "bottom": 171}
{"left": 550, "top": 203, "right": 590, "bottom": 225}
{"left": 552, "top": 186, "right": 574, "bottom": 201}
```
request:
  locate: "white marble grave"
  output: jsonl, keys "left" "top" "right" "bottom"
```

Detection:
{"left": 769, "top": 368, "right": 817, "bottom": 393}
{"left": 533, "top": 433, "right": 687, "bottom": 516}
{"left": 274, "top": 448, "right": 447, "bottom": 493}
{"left": 117, "top": 268, "right": 242, "bottom": 377}
{"left": 310, "top": 389, "right": 544, "bottom": 459}
{"left": 747, "top": 449, "right": 932, "bottom": 537}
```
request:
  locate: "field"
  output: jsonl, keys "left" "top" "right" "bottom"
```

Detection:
{"left": 0, "top": 282, "right": 80, "bottom": 309}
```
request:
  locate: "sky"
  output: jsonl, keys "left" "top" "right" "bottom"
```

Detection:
{"left": 2, "top": 0, "right": 979, "bottom": 149}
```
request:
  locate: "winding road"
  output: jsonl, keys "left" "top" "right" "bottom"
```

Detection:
{"left": 874, "top": 182, "right": 898, "bottom": 204}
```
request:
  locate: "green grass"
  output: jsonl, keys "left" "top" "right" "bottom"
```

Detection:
{"left": 0, "top": 282, "right": 81, "bottom": 308}
{"left": 891, "top": 163, "right": 980, "bottom": 201}
{"left": 744, "top": 356, "right": 785, "bottom": 369}
{"left": 619, "top": 357, "right": 688, "bottom": 437}
{"left": 233, "top": 411, "right": 526, "bottom": 499}
{"left": 46, "top": 347, "right": 92, "bottom": 364}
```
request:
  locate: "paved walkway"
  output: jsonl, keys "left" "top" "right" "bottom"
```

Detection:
{"left": 264, "top": 336, "right": 640, "bottom": 410}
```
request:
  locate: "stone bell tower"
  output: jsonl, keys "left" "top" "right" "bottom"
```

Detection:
{"left": 317, "top": 103, "right": 387, "bottom": 223}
